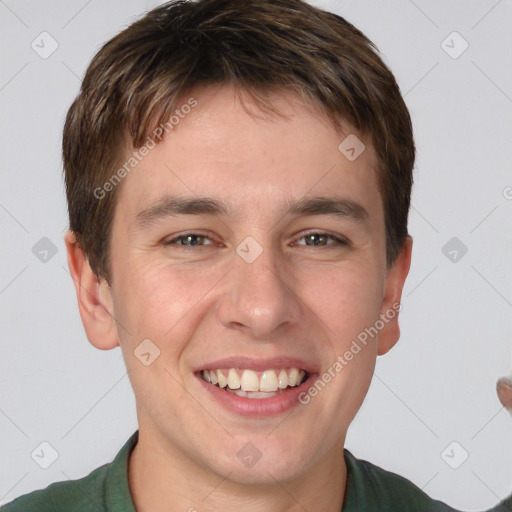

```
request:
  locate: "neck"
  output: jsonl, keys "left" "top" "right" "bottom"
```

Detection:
{"left": 128, "top": 425, "right": 347, "bottom": 512}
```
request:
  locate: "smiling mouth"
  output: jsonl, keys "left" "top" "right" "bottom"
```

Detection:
{"left": 198, "top": 367, "right": 310, "bottom": 398}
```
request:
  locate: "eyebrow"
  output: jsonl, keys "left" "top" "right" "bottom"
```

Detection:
{"left": 134, "top": 194, "right": 370, "bottom": 230}
{"left": 286, "top": 195, "right": 370, "bottom": 226}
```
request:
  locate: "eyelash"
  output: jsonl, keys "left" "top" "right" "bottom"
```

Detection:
{"left": 162, "top": 231, "right": 350, "bottom": 248}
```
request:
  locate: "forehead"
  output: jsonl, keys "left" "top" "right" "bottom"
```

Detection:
{"left": 115, "top": 84, "right": 382, "bottom": 225}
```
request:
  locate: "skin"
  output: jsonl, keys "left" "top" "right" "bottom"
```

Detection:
{"left": 65, "top": 84, "right": 413, "bottom": 511}
{"left": 497, "top": 376, "right": 512, "bottom": 412}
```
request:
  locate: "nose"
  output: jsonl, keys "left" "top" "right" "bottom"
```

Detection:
{"left": 217, "top": 243, "right": 303, "bottom": 339}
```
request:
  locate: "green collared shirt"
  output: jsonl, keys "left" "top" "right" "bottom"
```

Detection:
{"left": 3, "top": 431, "right": 511, "bottom": 511}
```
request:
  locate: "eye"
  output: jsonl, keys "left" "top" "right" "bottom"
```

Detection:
{"left": 163, "top": 232, "right": 215, "bottom": 247}
{"left": 293, "top": 231, "right": 349, "bottom": 248}
{"left": 161, "top": 231, "right": 349, "bottom": 249}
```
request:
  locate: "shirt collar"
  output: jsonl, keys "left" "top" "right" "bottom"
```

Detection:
{"left": 105, "top": 431, "right": 362, "bottom": 511}
{"left": 104, "top": 430, "right": 138, "bottom": 512}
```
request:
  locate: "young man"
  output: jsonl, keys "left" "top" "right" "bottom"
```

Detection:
{"left": 3, "top": 0, "right": 511, "bottom": 510}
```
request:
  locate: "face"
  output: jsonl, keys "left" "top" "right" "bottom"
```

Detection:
{"left": 73, "top": 84, "right": 411, "bottom": 485}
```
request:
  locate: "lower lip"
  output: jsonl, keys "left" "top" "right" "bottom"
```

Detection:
{"left": 195, "top": 373, "right": 315, "bottom": 418}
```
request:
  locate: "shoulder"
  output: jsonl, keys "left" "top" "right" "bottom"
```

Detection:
{"left": 343, "top": 449, "right": 459, "bottom": 512}
{"left": 2, "top": 431, "right": 138, "bottom": 512}
{"left": 1, "top": 463, "right": 110, "bottom": 512}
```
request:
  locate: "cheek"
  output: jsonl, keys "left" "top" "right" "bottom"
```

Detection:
{"left": 302, "top": 264, "right": 382, "bottom": 424}
{"left": 112, "top": 258, "right": 222, "bottom": 344}
{"left": 299, "top": 259, "right": 384, "bottom": 344}
{"left": 111, "top": 261, "right": 214, "bottom": 413}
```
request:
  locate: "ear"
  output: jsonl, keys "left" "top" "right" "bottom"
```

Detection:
{"left": 64, "top": 230, "right": 119, "bottom": 350}
{"left": 377, "top": 235, "right": 413, "bottom": 356}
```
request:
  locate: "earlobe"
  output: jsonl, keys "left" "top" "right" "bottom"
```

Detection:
{"left": 64, "top": 230, "right": 119, "bottom": 350}
{"left": 377, "top": 235, "right": 413, "bottom": 356}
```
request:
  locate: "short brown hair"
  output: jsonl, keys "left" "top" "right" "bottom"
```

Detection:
{"left": 63, "top": 0, "right": 415, "bottom": 284}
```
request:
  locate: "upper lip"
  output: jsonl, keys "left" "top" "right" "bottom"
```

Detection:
{"left": 193, "top": 356, "right": 318, "bottom": 374}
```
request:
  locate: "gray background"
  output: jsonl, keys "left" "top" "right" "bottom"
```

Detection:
{"left": 1, "top": 0, "right": 511, "bottom": 510}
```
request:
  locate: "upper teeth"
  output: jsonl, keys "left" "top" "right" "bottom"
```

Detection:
{"left": 202, "top": 368, "right": 307, "bottom": 392}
